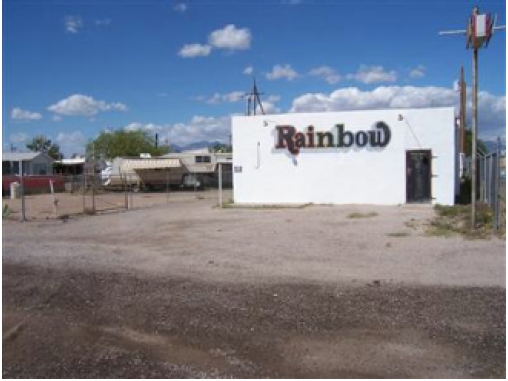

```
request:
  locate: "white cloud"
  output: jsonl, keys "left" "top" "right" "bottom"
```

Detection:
{"left": 198, "top": 91, "right": 245, "bottom": 105}
{"left": 190, "top": 95, "right": 206, "bottom": 102}
{"left": 124, "top": 122, "right": 144, "bottom": 131}
{"left": 289, "top": 85, "right": 506, "bottom": 139}
{"left": 174, "top": 3, "right": 187, "bottom": 12}
{"left": 95, "top": 18, "right": 112, "bottom": 26}
{"left": 208, "top": 24, "right": 251, "bottom": 50}
{"left": 309, "top": 66, "right": 341, "bottom": 84}
{"left": 346, "top": 65, "right": 397, "bottom": 84}
{"left": 261, "top": 101, "right": 281, "bottom": 114}
{"left": 178, "top": 43, "right": 212, "bottom": 58}
{"left": 266, "top": 64, "right": 299, "bottom": 81}
{"left": 171, "top": 115, "right": 231, "bottom": 146}
{"left": 241, "top": 94, "right": 281, "bottom": 114}
{"left": 11, "top": 107, "right": 42, "bottom": 121}
{"left": 223, "top": 91, "right": 244, "bottom": 102}
{"left": 9, "top": 132, "right": 29, "bottom": 143}
{"left": 206, "top": 93, "right": 222, "bottom": 105}
{"left": 476, "top": 91, "right": 507, "bottom": 139}
{"left": 125, "top": 122, "right": 163, "bottom": 133}
{"left": 64, "top": 16, "right": 83, "bottom": 33}
{"left": 409, "top": 65, "right": 426, "bottom": 79}
{"left": 47, "top": 94, "right": 127, "bottom": 116}
{"left": 266, "top": 95, "right": 281, "bottom": 103}
{"left": 56, "top": 130, "right": 87, "bottom": 156}
{"left": 243, "top": 66, "right": 254, "bottom": 75}
{"left": 53, "top": 115, "right": 63, "bottom": 122}
{"left": 120, "top": 116, "right": 231, "bottom": 147}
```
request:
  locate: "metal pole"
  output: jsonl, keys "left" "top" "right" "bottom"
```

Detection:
{"left": 471, "top": 48, "right": 478, "bottom": 229}
{"left": 218, "top": 162, "right": 223, "bottom": 208}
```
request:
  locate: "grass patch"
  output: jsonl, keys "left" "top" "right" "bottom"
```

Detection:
{"left": 426, "top": 203, "right": 497, "bottom": 240}
{"left": 387, "top": 231, "right": 410, "bottom": 237}
{"left": 347, "top": 212, "right": 378, "bottom": 219}
{"left": 2, "top": 205, "right": 11, "bottom": 219}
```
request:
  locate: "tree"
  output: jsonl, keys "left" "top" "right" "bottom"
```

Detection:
{"left": 465, "top": 130, "right": 487, "bottom": 157}
{"left": 210, "top": 142, "right": 232, "bottom": 153}
{"left": 26, "top": 135, "right": 63, "bottom": 159}
{"left": 87, "top": 130, "right": 169, "bottom": 160}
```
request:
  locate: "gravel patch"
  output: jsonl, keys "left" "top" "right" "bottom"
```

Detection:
{"left": 3, "top": 197, "right": 506, "bottom": 377}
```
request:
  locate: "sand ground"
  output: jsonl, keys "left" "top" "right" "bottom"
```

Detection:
{"left": 2, "top": 195, "right": 506, "bottom": 378}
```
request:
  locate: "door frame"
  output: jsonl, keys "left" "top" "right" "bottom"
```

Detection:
{"left": 406, "top": 149, "right": 432, "bottom": 203}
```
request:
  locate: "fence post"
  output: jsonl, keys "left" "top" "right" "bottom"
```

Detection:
{"left": 82, "top": 175, "right": 86, "bottom": 214}
{"left": 495, "top": 137, "right": 501, "bottom": 230}
{"left": 166, "top": 168, "right": 170, "bottom": 203}
{"left": 91, "top": 174, "right": 96, "bottom": 214}
{"left": 129, "top": 176, "right": 133, "bottom": 209}
{"left": 19, "top": 169, "right": 26, "bottom": 222}
{"left": 49, "top": 179, "right": 58, "bottom": 218}
{"left": 123, "top": 174, "right": 128, "bottom": 210}
{"left": 218, "top": 162, "right": 223, "bottom": 208}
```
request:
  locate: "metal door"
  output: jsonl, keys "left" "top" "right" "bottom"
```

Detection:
{"left": 406, "top": 150, "right": 432, "bottom": 203}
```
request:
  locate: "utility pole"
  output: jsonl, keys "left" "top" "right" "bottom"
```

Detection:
{"left": 439, "top": 6, "right": 505, "bottom": 229}
{"left": 471, "top": 46, "right": 478, "bottom": 227}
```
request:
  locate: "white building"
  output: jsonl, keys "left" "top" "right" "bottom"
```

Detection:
{"left": 232, "top": 107, "right": 458, "bottom": 205}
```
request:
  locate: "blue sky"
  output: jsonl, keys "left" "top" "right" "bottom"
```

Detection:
{"left": 3, "top": 0, "right": 506, "bottom": 156}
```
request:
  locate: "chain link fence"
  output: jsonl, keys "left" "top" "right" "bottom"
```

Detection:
{"left": 477, "top": 150, "right": 505, "bottom": 231}
{"left": 3, "top": 164, "right": 234, "bottom": 221}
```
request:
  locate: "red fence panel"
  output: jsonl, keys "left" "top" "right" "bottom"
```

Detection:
{"left": 2, "top": 175, "right": 65, "bottom": 195}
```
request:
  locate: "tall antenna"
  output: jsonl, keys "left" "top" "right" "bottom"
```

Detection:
{"left": 245, "top": 78, "right": 265, "bottom": 116}
{"left": 439, "top": 6, "right": 505, "bottom": 229}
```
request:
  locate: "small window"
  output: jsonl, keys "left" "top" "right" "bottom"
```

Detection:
{"left": 195, "top": 156, "right": 211, "bottom": 163}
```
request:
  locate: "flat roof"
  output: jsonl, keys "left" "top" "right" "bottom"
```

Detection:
{"left": 55, "top": 158, "right": 86, "bottom": 165}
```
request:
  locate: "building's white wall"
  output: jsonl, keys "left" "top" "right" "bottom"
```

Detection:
{"left": 233, "top": 107, "right": 456, "bottom": 205}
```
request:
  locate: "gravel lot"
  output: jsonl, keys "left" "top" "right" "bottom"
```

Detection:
{"left": 3, "top": 196, "right": 506, "bottom": 378}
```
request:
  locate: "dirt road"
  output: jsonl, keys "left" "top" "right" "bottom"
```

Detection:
{"left": 3, "top": 198, "right": 506, "bottom": 378}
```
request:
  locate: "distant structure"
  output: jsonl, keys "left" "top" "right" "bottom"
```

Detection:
{"left": 245, "top": 78, "right": 265, "bottom": 116}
